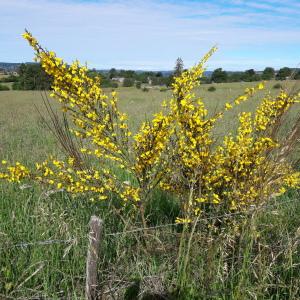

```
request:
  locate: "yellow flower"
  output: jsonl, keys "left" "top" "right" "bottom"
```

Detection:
{"left": 257, "top": 82, "right": 264, "bottom": 90}
{"left": 175, "top": 217, "right": 192, "bottom": 224}
{"left": 225, "top": 103, "right": 232, "bottom": 110}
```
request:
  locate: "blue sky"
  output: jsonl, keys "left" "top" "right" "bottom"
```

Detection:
{"left": 0, "top": 0, "right": 300, "bottom": 70}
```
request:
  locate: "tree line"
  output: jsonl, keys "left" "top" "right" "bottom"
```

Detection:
{"left": 4, "top": 60, "right": 300, "bottom": 91}
{"left": 207, "top": 66, "right": 299, "bottom": 83}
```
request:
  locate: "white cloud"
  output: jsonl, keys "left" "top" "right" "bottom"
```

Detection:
{"left": 0, "top": 0, "right": 299, "bottom": 70}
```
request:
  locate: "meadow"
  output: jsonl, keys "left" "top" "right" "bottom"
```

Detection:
{"left": 0, "top": 81, "right": 300, "bottom": 299}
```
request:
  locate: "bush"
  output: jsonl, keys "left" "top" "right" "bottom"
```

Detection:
{"left": 160, "top": 87, "right": 168, "bottom": 92}
{"left": 123, "top": 78, "right": 134, "bottom": 87}
{"left": 208, "top": 86, "right": 216, "bottom": 92}
{"left": 135, "top": 81, "right": 141, "bottom": 89}
{"left": 0, "top": 75, "right": 18, "bottom": 83}
{"left": 111, "top": 82, "right": 118, "bottom": 88}
{"left": 273, "top": 83, "right": 282, "bottom": 89}
{"left": 0, "top": 84, "right": 10, "bottom": 91}
{"left": 142, "top": 87, "right": 149, "bottom": 92}
{"left": 12, "top": 82, "right": 20, "bottom": 90}
{"left": 99, "top": 78, "right": 118, "bottom": 88}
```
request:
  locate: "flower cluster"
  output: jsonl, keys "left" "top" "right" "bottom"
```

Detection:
{"left": 133, "top": 111, "right": 173, "bottom": 188}
{"left": 0, "top": 161, "right": 30, "bottom": 183}
{"left": 12, "top": 31, "right": 138, "bottom": 203}
{"left": 255, "top": 90, "right": 300, "bottom": 131}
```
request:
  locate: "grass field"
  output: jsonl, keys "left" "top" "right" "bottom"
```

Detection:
{"left": 0, "top": 82, "right": 300, "bottom": 299}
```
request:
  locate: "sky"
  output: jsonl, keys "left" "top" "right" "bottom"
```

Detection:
{"left": 0, "top": 0, "right": 300, "bottom": 71}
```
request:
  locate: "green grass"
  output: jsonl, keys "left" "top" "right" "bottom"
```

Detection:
{"left": 0, "top": 82, "right": 300, "bottom": 299}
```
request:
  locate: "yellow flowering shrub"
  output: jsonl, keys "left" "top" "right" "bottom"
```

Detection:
{"left": 1, "top": 30, "right": 299, "bottom": 224}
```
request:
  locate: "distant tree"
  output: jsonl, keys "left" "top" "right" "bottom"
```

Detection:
{"left": 211, "top": 68, "right": 228, "bottom": 83}
{"left": 262, "top": 67, "right": 275, "bottom": 80}
{"left": 109, "top": 68, "right": 117, "bottom": 79}
{"left": 165, "top": 75, "right": 173, "bottom": 87}
{"left": 144, "top": 71, "right": 155, "bottom": 77}
{"left": 0, "top": 75, "right": 18, "bottom": 83}
{"left": 99, "top": 76, "right": 118, "bottom": 88}
{"left": 123, "top": 78, "right": 134, "bottom": 87}
{"left": 174, "top": 57, "right": 184, "bottom": 77}
{"left": 135, "top": 72, "right": 148, "bottom": 83}
{"left": 13, "top": 63, "right": 52, "bottom": 90}
{"left": 276, "top": 67, "right": 292, "bottom": 80}
{"left": 245, "top": 69, "right": 256, "bottom": 76}
{"left": 242, "top": 69, "right": 260, "bottom": 82}
{"left": 227, "top": 72, "right": 243, "bottom": 82}
{"left": 150, "top": 76, "right": 165, "bottom": 86}
{"left": 243, "top": 69, "right": 254, "bottom": 81}
{"left": 119, "top": 70, "right": 136, "bottom": 78}
{"left": 87, "top": 69, "right": 99, "bottom": 78}
{"left": 201, "top": 76, "right": 210, "bottom": 84}
{"left": 141, "top": 76, "right": 149, "bottom": 84}
{"left": 294, "top": 70, "right": 300, "bottom": 80}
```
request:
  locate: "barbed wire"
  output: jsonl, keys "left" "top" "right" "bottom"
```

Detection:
{"left": 106, "top": 197, "right": 299, "bottom": 236}
{"left": 0, "top": 197, "right": 298, "bottom": 249}
{"left": 0, "top": 238, "right": 77, "bottom": 250}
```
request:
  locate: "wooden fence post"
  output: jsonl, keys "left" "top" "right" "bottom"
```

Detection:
{"left": 86, "top": 216, "right": 103, "bottom": 300}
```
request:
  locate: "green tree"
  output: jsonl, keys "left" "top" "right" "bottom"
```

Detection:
{"left": 242, "top": 69, "right": 260, "bottom": 82}
{"left": 262, "top": 67, "right": 275, "bottom": 80}
{"left": 294, "top": 70, "right": 300, "bottom": 80}
{"left": 164, "top": 75, "right": 173, "bottom": 87}
{"left": 201, "top": 76, "right": 210, "bottom": 84}
{"left": 211, "top": 68, "right": 228, "bottom": 83}
{"left": 87, "top": 69, "right": 99, "bottom": 78}
{"left": 174, "top": 57, "right": 184, "bottom": 77}
{"left": 276, "top": 67, "right": 292, "bottom": 80}
{"left": 108, "top": 68, "right": 117, "bottom": 79}
{"left": 13, "top": 63, "right": 52, "bottom": 90}
{"left": 0, "top": 75, "right": 18, "bottom": 83}
{"left": 227, "top": 72, "right": 243, "bottom": 82}
{"left": 119, "top": 70, "right": 136, "bottom": 78}
{"left": 150, "top": 76, "right": 165, "bottom": 86}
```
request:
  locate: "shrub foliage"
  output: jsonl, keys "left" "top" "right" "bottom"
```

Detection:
{"left": 0, "top": 84, "right": 10, "bottom": 91}
{"left": 208, "top": 86, "right": 216, "bottom": 92}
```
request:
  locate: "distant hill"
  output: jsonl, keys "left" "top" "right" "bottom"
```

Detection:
{"left": 0, "top": 62, "right": 21, "bottom": 72}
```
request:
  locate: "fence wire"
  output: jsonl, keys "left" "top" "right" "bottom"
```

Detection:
{"left": 0, "top": 197, "right": 298, "bottom": 249}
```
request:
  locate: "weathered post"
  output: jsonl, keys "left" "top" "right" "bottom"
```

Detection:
{"left": 86, "top": 216, "right": 103, "bottom": 300}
